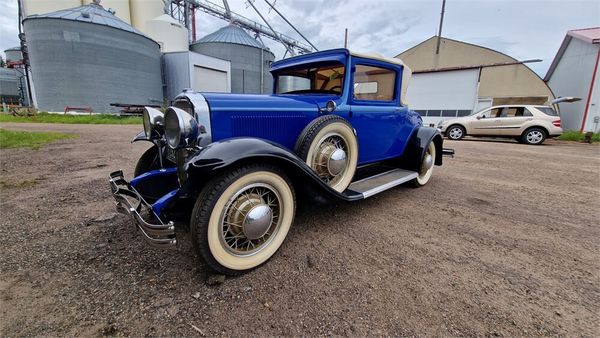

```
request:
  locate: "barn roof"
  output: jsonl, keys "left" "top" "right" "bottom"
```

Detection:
{"left": 545, "top": 27, "right": 600, "bottom": 81}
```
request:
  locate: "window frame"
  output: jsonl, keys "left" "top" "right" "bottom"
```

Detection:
{"left": 349, "top": 59, "right": 400, "bottom": 106}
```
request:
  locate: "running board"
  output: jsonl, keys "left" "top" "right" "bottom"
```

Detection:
{"left": 345, "top": 169, "right": 418, "bottom": 199}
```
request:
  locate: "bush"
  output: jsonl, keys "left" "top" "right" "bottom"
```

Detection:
{"left": 559, "top": 131, "right": 600, "bottom": 143}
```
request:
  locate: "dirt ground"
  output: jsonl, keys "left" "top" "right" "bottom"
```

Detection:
{"left": 0, "top": 122, "right": 598, "bottom": 337}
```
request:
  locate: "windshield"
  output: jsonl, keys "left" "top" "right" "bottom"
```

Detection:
{"left": 275, "top": 63, "right": 345, "bottom": 95}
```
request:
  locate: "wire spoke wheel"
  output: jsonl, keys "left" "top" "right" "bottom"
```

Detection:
{"left": 219, "top": 183, "right": 282, "bottom": 256}
{"left": 191, "top": 165, "right": 296, "bottom": 275}
{"left": 296, "top": 116, "right": 358, "bottom": 193}
{"left": 311, "top": 133, "right": 349, "bottom": 187}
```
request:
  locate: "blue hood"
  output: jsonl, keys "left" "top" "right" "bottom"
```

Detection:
{"left": 203, "top": 93, "right": 337, "bottom": 151}
{"left": 202, "top": 93, "right": 339, "bottom": 112}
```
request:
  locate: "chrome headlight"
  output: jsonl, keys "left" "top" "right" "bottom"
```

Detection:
{"left": 143, "top": 107, "right": 164, "bottom": 139}
{"left": 164, "top": 107, "right": 199, "bottom": 149}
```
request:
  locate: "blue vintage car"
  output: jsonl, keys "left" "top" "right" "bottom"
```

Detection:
{"left": 109, "top": 48, "right": 452, "bottom": 275}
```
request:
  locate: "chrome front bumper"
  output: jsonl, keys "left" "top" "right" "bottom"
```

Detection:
{"left": 108, "top": 170, "right": 177, "bottom": 248}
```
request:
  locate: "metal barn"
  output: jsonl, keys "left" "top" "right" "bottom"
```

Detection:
{"left": 545, "top": 28, "right": 600, "bottom": 132}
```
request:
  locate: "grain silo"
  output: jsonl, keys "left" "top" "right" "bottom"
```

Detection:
{"left": 4, "top": 47, "right": 23, "bottom": 64}
{"left": 190, "top": 24, "right": 275, "bottom": 94}
{"left": 22, "top": 2, "right": 163, "bottom": 112}
{"left": 0, "top": 68, "right": 21, "bottom": 105}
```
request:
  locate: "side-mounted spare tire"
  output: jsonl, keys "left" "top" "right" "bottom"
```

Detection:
{"left": 295, "top": 115, "right": 358, "bottom": 193}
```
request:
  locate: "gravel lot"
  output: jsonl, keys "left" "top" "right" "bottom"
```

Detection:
{"left": 0, "top": 122, "right": 598, "bottom": 336}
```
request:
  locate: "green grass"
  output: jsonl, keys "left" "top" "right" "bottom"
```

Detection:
{"left": 0, "top": 128, "right": 78, "bottom": 150}
{"left": 0, "top": 178, "right": 39, "bottom": 189}
{"left": 0, "top": 112, "right": 142, "bottom": 125}
{"left": 559, "top": 131, "right": 600, "bottom": 143}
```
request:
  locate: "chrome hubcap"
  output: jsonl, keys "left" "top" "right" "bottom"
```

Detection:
{"left": 328, "top": 148, "right": 347, "bottom": 176}
{"left": 313, "top": 134, "right": 348, "bottom": 185}
{"left": 527, "top": 131, "right": 543, "bottom": 143}
{"left": 421, "top": 153, "right": 433, "bottom": 173}
{"left": 243, "top": 205, "right": 273, "bottom": 240}
{"left": 449, "top": 128, "right": 462, "bottom": 139}
{"left": 220, "top": 184, "right": 281, "bottom": 255}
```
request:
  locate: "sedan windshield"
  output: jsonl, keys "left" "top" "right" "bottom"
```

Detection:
{"left": 275, "top": 63, "right": 345, "bottom": 95}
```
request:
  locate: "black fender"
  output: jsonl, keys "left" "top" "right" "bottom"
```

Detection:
{"left": 396, "top": 127, "right": 443, "bottom": 172}
{"left": 131, "top": 131, "right": 153, "bottom": 144}
{"left": 180, "top": 137, "right": 361, "bottom": 201}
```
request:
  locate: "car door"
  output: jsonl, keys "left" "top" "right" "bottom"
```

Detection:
{"left": 496, "top": 107, "right": 533, "bottom": 136}
{"left": 469, "top": 107, "right": 503, "bottom": 135}
{"left": 348, "top": 60, "right": 409, "bottom": 164}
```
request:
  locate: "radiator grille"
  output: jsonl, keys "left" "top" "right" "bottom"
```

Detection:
{"left": 231, "top": 115, "right": 305, "bottom": 139}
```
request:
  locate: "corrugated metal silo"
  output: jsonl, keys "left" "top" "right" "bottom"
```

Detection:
{"left": 82, "top": 0, "right": 131, "bottom": 23}
{"left": 22, "top": 3, "right": 163, "bottom": 112}
{"left": 190, "top": 24, "right": 275, "bottom": 94}
{"left": 146, "top": 14, "right": 189, "bottom": 53}
{"left": 0, "top": 68, "right": 21, "bottom": 105}
{"left": 4, "top": 47, "right": 23, "bottom": 63}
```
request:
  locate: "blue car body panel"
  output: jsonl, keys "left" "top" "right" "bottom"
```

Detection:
{"left": 204, "top": 49, "right": 422, "bottom": 165}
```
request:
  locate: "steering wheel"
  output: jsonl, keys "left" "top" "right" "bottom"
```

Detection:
{"left": 329, "top": 85, "right": 342, "bottom": 94}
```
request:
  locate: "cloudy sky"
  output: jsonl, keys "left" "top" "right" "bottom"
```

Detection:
{"left": 1, "top": 0, "right": 599, "bottom": 76}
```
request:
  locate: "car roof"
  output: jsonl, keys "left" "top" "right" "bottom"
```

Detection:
{"left": 271, "top": 48, "right": 408, "bottom": 70}
{"left": 486, "top": 104, "right": 550, "bottom": 109}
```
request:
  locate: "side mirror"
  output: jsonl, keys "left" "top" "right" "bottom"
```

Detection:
{"left": 476, "top": 115, "right": 482, "bottom": 120}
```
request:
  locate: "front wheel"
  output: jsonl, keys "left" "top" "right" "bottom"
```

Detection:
{"left": 134, "top": 145, "right": 175, "bottom": 177}
{"left": 190, "top": 164, "right": 296, "bottom": 275}
{"left": 412, "top": 141, "right": 436, "bottom": 187}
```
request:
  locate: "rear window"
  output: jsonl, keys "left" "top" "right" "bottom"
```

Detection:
{"left": 538, "top": 107, "right": 559, "bottom": 116}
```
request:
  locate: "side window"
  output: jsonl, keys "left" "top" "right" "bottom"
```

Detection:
{"left": 482, "top": 108, "right": 501, "bottom": 118}
{"left": 501, "top": 107, "right": 527, "bottom": 117}
{"left": 353, "top": 65, "right": 396, "bottom": 101}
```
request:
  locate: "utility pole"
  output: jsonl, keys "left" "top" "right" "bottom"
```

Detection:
{"left": 435, "top": 0, "right": 446, "bottom": 55}
{"left": 344, "top": 28, "right": 348, "bottom": 48}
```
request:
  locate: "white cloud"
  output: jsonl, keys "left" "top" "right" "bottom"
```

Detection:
{"left": 2, "top": 0, "right": 599, "bottom": 77}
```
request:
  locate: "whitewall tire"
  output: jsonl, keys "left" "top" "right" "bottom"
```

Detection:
{"left": 296, "top": 115, "right": 358, "bottom": 192}
{"left": 413, "top": 141, "right": 436, "bottom": 187}
{"left": 191, "top": 165, "right": 295, "bottom": 275}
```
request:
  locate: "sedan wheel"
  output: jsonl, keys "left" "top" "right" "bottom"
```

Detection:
{"left": 447, "top": 126, "right": 465, "bottom": 140}
{"left": 191, "top": 165, "right": 295, "bottom": 275}
{"left": 522, "top": 128, "right": 546, "bottom": 145}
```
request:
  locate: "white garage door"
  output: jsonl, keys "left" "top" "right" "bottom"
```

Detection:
{"left": 406, "top": 68, "right": 480, "bottom": 126}
{"left": 193, "top": 66, "right": 228, "bottom": 93}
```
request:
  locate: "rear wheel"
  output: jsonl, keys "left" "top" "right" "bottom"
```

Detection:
{"left": 446, "top": 125, "right": 465, "bottom": 140}
{"left": 190, "top": 164, "right": 296, "bottom": 275}
{"left": 522, "top": 128, "right": 546, "bottom": 145}
{"left": 413, "top": 141, "right": 436, "bottom": 187}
